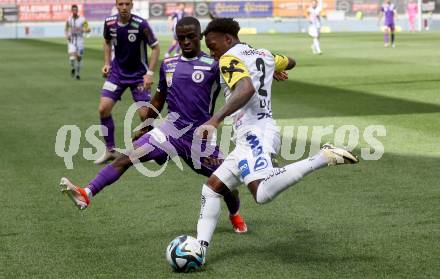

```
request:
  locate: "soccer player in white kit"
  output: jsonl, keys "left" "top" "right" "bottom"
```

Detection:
{"left": 65, "top": 4, "right": 90, "bottom": 80}
{"left": 307, "top": 0, "right": 323, "bottom": 54}
{"left": 194, "top": 18, "right": 359, "bottom": 261}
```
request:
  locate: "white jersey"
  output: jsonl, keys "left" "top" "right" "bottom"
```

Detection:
{"left": 308, "top": 5, "right": 322, "bottom": 28}
{"left": 66, "top": 15, "right": 88, "bottom": 44}
{"left": 219, "top": 43, "right": 289, "bottom": 138}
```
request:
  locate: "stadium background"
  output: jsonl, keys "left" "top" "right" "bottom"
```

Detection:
{"left": 0, "top": 0, "right": 439, "bottom": 38}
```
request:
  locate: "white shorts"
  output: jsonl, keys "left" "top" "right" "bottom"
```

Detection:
{"left": 308, "top": 25, "right": 320, "bottom": 38}
{"left": 213, "top": 123, "right": 280, "bottom": 190}
{"left": 68, "top": 41, "right": 84, "bottom": 56}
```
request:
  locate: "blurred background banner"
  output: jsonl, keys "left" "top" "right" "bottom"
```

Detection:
{"left": 0, "top": 0, "right": 439, "bottom": 22}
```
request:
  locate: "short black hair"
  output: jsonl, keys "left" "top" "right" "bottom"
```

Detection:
{"left": 71, "top": 4, "right": 78, "bottom": 9}
{"left": 202, "top": 18, "right": 240, "bottom": 38}
{"left": 176, "top": 17, "right": 201, "bottom": 35}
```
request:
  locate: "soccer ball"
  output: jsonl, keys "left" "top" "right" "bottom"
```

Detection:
{"left": 165, "top": 235, "right": 205, "bottom": 272}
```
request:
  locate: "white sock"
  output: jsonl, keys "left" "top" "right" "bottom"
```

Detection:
{"left": 256, "top": 152, "right": 328, "bottom": 204}
{"left": 76, "top": 59, "right": 81, "bottom": 76}
{"left": 197, "top": 184, "right": 221, "bottom": 245}
{"left": 313, "top": 38, "right": 321, "bottom": 53}
{"left": 84, "top": 187, "right": 93, "bottom": 199}
{"left": 70, "top": 59, "right": 75, "bottom": 70}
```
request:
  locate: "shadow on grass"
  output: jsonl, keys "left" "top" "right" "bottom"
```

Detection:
{"left": 272, "top": 80, "right": 440, "bottom": 119}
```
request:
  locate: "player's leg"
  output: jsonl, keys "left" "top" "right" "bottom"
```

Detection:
{"left": 384, "top": 26, "right": 390, "bottom": 47}
{"left": 249, "top": 144, "right": 358, "bottom": 204}
{"left": 94, "top": 96, "right": 118, "bottom": 164}
{"left": 67, "top": 43, "right": 76, "bottom": 77}
{"left": 390, "top": 24, "right": 396, "bottom": 48}
{"left": 75, "top": 43, "right": 84, "bottom": 80}
{"left": 182, "top": 137, "right": 247, "bottom": 233}
{"left": 60, "top": 131, "right": 168, "bottom": 209}
{"left": 197, "top": 162, "right": 241, "bottom": 255}
{"left": 313, "top": 34, "right": 322, "bottom": 55}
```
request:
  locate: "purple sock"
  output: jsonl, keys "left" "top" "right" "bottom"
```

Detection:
{"left": 87, "top": 164, "right": 121, "bottom": 196}
{"left": 167, "top": 44, "right": 176, "bottom": 54}
{"left": 384, "top": 33, "right": 389, "bottom": 43}
{"left": 101, "top": 115, "right": 115, "bottom": 150}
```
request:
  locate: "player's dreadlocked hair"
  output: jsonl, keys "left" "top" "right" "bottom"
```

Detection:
{"left": 176, "top": 17, "right": 202, "bottom": 36}
{"left": 202, "top": 18, "right": 240, "bottom": 38}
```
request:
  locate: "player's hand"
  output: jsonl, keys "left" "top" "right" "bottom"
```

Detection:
{"left": 195, "top": 119, "right": 219, "bottom": 140}
{"left": 273, "top": 71, "right": 288, "bottom": 81}
{"left": 102, "top": 64, "right": 111, "bottom": 78}
{"left": 143, "top": 74, "right": 154, "bottom": 90}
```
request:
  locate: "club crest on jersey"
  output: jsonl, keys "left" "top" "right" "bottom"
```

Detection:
{"left": 166, "top": 72, "right": 173, "bottom": 87}
{"left": 128, "top": 33, "right": 136, "bottom": 42}
{"left": 192, "top": 70, "right": 204, "bottom": 83}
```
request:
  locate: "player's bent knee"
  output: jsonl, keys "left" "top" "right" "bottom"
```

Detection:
{"left": 207, "top": 175, "right": 228, "bottom": 195}
{"left": 111, "top": 154, "right": 133, "bottom": 171}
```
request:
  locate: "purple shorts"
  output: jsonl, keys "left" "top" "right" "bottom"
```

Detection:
{"left": 133, "top": 127, "right": 223, "bottom": 177}
{"left": 101, "top": 77, "right": 150, "bottom": 103}
{"left": 385, "top": 23, "right": 395, "bottom": 31}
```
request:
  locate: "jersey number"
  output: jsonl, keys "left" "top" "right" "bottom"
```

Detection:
{"left": 255, "top": 58, "right": 267, "bottom": 97}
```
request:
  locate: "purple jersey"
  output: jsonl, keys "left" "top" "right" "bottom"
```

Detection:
{"left": 103, "top": 14, "right": 158, "bottom": 82}
{"left": 158, "top": 53, "right": 220, "bottom": 133}
{"left": 381, "top": 3, "right": 396, "bottom": 25}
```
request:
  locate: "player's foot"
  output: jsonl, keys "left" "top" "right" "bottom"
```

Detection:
{"left": 311, "top": 44, "right": 317, "bottom": 54}
{"left": 229, "top": 213, "right": 248, "bottom": 233}
{"left": 199, "top": 240, "right": 209, "bottom": 264}
{"left": 321, "top": 143, "right": 359, "bottom": 166}
{"left": 391, "top": 43, "right": 396, "bottom": 48}
{"left": 384, "top": 43, "right": 389, "bottom": 47}
{"left": 94, "top": 149, "right": 117, "bottom": 164}
{"left": 59, "top": 177, "right": 90, "bottom": 210}
{"left": 71, "top": 69, "right": 75, "bottom": 77}
{"left": 75, "top": 75, "right": 80, "bottom": 80}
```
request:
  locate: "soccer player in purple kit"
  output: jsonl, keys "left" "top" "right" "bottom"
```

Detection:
{"left": 379, "top": 0, "right": 397, "bottom": 48}
{"left": 60, "top": 17, "right": 248, "bottom": 233}
{"left": 164, "top": 3, "right": 186, "bottom": 58}
{"left": 94, "top": 0, "right": 160, "bottom": 164}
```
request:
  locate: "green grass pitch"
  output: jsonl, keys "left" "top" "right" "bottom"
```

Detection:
{"left": 1, "top": 32, "right": 439, "bottom": 278}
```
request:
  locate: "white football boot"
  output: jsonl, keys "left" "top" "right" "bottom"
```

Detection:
{"left": 59, "top": 177, "right": 90, "bottom": 210}
{"left": 321, "top": 143, "right": 359, "bottom": 165}
{"left": 94, "top": 150, "right": 117, "bottom": 164}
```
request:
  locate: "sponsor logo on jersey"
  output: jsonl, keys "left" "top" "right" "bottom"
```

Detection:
{"left": 166, "top": 72, "right": 173, "bottom": 87}
{"left": 128, "top": 29, "right": 139, "bottom": 34}
{"left": 238, "top": 160, "right": 250, "bottom": 178}
{"left": 193, "top": 66, "right": 211, "bottom": 71}
{"left": 221, "top": 59, "right": 244, "bottom": 83}
{"left": 192, "top": 70, "right": 205, "bottom": 83}
{"left": 240, "top": 49, "right": 267, "bottom": 57}
{"left": 200, "top": 56, "right": 214, "bottom": 65}
{"left": 106, "top": 16, "right": 117, "bottom": 22}
{"left": 128, "top": 33, "right": 137, "bottom": 42}
{"left": 130, "top": 22, "right": 140, "bottom": 29}
{"left": 132, "top": 17, "right": 143, "bottom": 23}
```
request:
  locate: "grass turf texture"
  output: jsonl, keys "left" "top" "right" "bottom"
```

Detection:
{"left": 1, "top": 32, "right": 439, "bottom": 278}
